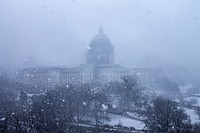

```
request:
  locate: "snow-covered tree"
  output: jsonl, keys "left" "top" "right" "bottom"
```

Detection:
{"left": 144, "top": 97, "right": 191, "bottom": 133}
{"left": 116, "top": 76, "right": 145, "bottom": 111}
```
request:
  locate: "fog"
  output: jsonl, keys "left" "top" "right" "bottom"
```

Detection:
{"left": 2, "top": 1, "right": 200, "bottom": 132}
{"left": 0, "top": 0, "right": 200, "bottom": 69}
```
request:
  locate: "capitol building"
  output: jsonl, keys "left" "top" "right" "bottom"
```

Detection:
{"left": 21, "top": 27, "right": 163, "bottom": 87}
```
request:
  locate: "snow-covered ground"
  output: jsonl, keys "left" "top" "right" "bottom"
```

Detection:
{"left": 184, "top": 108, "right": 200, "bottom": 124}
{"left": 179, "top": 85, "right": 200, "bottom": 123}
{"left": 104, "top": 113, "right": 145, "bottom": 129}
{"left": 184, "top": 96, "right": 200, "bottom": 106}
{"left": 126, "top": 112, "right": 143, "bottom": 120}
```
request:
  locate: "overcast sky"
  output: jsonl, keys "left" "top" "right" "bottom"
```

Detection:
{"left": 0, "top": 0, "right": 200, "bottom": 68}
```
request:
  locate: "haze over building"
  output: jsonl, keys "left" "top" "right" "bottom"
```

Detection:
{"left": 21, "top": 26, "right": 163, "bottom": 87}
{"left": 87, "top": 25, "right": 114, "bottom": 66}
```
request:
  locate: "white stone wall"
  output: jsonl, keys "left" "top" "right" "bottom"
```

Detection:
{"left": 21, "top": 66, "right": 163, "bottom": 87}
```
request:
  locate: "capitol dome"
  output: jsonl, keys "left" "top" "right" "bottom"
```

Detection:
{"left": 86, "top": 26, "right": 114, "bottom": 65}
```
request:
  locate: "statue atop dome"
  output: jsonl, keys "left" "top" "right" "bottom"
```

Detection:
{"left": 99, "top": 25, "right": 104, "bottom": 34}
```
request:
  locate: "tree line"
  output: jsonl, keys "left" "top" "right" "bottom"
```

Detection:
{"left": 1, "top": 75, "right": 200, "bottom": 132}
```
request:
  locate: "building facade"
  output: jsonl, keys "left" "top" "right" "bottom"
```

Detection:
{"left": 21, "top": 27, "right": 163, "bottom": 87}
